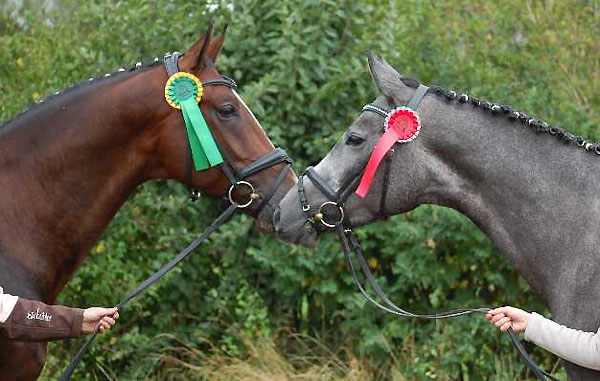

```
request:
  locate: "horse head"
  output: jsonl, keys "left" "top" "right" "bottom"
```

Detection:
{"left": 274, "top": 52, "right": 433, "bottom": 246}
{"left": 148, "top": 23, "right": 297, "bottom": 233}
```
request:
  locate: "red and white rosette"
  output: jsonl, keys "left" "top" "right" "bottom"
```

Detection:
{"left": 355, "top": 107, "right": 421, "bottom": 198}
{"left": 385, "top": 107, "right": 421, "bottom": 143}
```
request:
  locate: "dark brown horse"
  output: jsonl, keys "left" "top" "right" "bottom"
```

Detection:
{"left": 0, "top": 24, "right": 296, "bottom": 380}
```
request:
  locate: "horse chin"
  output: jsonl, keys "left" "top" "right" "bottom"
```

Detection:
{"left": 295, "top": 231, "right": 318, "bottom": 248}
{"left": 254, "top": 214, "right": 276, "bottom": 234}
{"left": 273, "top": 215, "right": 319, "bottom": 248}
{"left": 277, "top": 227, "right": 318, "bottom": 248}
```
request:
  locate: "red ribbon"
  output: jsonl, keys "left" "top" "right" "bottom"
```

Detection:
{"left": 355, "top": 109, "right": 420, "bottom": 198}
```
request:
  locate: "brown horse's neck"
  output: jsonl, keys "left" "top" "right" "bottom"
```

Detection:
{"left": 0, "top": 67, "right": 169, "bottom": 301}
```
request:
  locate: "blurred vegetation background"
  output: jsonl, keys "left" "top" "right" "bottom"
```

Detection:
{"left": 2, "top": 0, "right": 598, "bottom": 379}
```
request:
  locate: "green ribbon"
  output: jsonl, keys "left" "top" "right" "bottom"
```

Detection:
{"left": 181, "top": 98, "right": 223, "bottom": 170}
{"left": 167, "top": 75, "right": 223, "bottom": 171}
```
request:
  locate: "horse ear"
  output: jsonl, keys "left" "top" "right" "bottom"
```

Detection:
{"left": 206, "top": 24, "right": 228, "bottom": 64}
{"left": 367, "top": 51, "right": 405, "bottom": 101}
{"left": 180, "top": 21, "right": 214, "bottom": 73}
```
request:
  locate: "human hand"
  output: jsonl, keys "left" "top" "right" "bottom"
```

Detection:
{"left": 485, "top": 306, "right": 531, "bottom": 333}
{"left": 82, "top": 307, "right": 119, "bottom": 334}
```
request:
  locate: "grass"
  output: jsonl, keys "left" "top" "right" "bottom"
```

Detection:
{"left": 140, "top": 330, "right": 566, "bottom": 381}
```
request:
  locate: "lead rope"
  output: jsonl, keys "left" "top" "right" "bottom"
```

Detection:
{"left": 59, "top": 150, "right": 291, "bottom": 380}
{"left": 335, "top": 224, "right": 559, "bottom": 381}
{"left": 58, "top": 204, "right": 239, "bottom": 381}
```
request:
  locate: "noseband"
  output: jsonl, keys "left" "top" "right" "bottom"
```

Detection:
{"left": 296, "top": 84, "right": 558, "bottom": 381}
{"left": 165, "top": 52, "right": 292, "bottom": 216}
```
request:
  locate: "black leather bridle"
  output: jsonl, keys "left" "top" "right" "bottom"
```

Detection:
{"left": 296, "top": 84, "right": 559, "bottom": 381}
{"left": 59, "top": 53, "right": 293, "bottom": 380}
{"left": 164, "top": 52, "right": 292, "bottom": 217}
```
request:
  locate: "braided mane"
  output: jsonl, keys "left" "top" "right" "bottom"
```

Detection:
{"left": 400, "top": 77, "right": 600, "bottom": 156}
{"left": 2, "top": 57, "right": 164, "bottom": 127}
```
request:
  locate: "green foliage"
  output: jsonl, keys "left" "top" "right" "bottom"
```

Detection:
{"left": 2, "top": 0, "right": 597, "bottom": 379}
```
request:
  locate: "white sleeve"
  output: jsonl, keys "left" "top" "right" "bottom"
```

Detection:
{"left": 0, "top": 286, "right": 20, "bottom": 323}
{"left": 524, "top": 312, "right": 600, "bottom": 371}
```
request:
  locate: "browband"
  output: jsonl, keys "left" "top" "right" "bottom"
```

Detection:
{"left": 361, "top": 83, "right": 429, "bottom": 117}
{"left": 164, "top": 52, "right": 237, "bottom": 88}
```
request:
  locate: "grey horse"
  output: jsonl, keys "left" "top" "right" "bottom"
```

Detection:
{"left": 274, "top": 53, "right": 600, "bottom": 380}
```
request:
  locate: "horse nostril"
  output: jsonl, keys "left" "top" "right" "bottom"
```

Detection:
{"left": 272, "top": 207, "right": 281, "bottom": 230}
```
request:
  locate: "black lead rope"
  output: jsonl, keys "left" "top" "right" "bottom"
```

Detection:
{"left": 58, "top": 151, "right": 291, "bottom": 380}
{"left": 298, "top": 165, "right": 559, "bottom": 380}
{"left": 336, "top": 225, "right": 489, "bottom": 319}
{"left": 506, "top": 326, "right": 559, "bottom": 380}
{"left": 59, "top": 153, "right": 291, "bottom": 380}
{"left": 336, "top": 225, "right": 560, "bottom": 381}
{"left": 58, "top": 204, "right": 239, "bottom": 381}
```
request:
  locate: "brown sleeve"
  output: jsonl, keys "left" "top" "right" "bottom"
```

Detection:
{"left": 0, "top": 297, "right": 83, "bottom": 342}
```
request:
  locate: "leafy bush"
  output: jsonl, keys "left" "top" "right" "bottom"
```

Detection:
{"left": 2, "top": 0, "right": 597, "bottom": 379}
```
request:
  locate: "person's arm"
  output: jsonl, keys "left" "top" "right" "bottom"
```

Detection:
{"left": 1, "top": 289, "right": 118, "bottom": 342}
{"left": 525, "top": 312, "right": 600, "bottom": 371}
{"left": 486, "top": 306, "right": 600, "bottom": 371}
{"left": 1, "top": 297, "right": 84, "bottom": 341}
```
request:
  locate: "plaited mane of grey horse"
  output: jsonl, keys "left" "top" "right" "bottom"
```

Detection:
{"left": 274, "top": 53, "right": 600, "bottom": 380}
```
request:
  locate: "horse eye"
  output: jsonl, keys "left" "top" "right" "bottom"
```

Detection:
{"left": 217, "top": 105, "right": 236, "bottom": 118}
{"left": 346, "top": 133, "right": 365, "bottom": 146}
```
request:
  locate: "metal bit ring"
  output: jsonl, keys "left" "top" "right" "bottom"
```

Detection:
{"left": 317, "top": 201, "right": 345, "bottom": 228}
{"left": 228, "top": 181, "right": 256, "bottom": 208}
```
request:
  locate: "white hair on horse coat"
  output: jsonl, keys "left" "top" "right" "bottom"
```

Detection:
{"left": 231, "top": 90, "right": 276, "bottom": 149}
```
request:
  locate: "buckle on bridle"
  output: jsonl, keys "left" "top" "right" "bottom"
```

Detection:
{"left": 190, "top": 189, "right": 201, "bottom": 202}
{"left": 228, "top": 181, "right": 259, "bottom": 208}
{"left": 314, "top": 201, "right": 345, "bottom": 228}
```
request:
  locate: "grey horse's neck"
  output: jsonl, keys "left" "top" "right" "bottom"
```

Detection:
{"left": 415, "top": 95, "right": 600, "bottom": 313}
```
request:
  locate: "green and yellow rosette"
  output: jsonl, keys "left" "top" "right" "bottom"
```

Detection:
{"left": 165, "top": 72, "right": 223, "bottom": 171}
